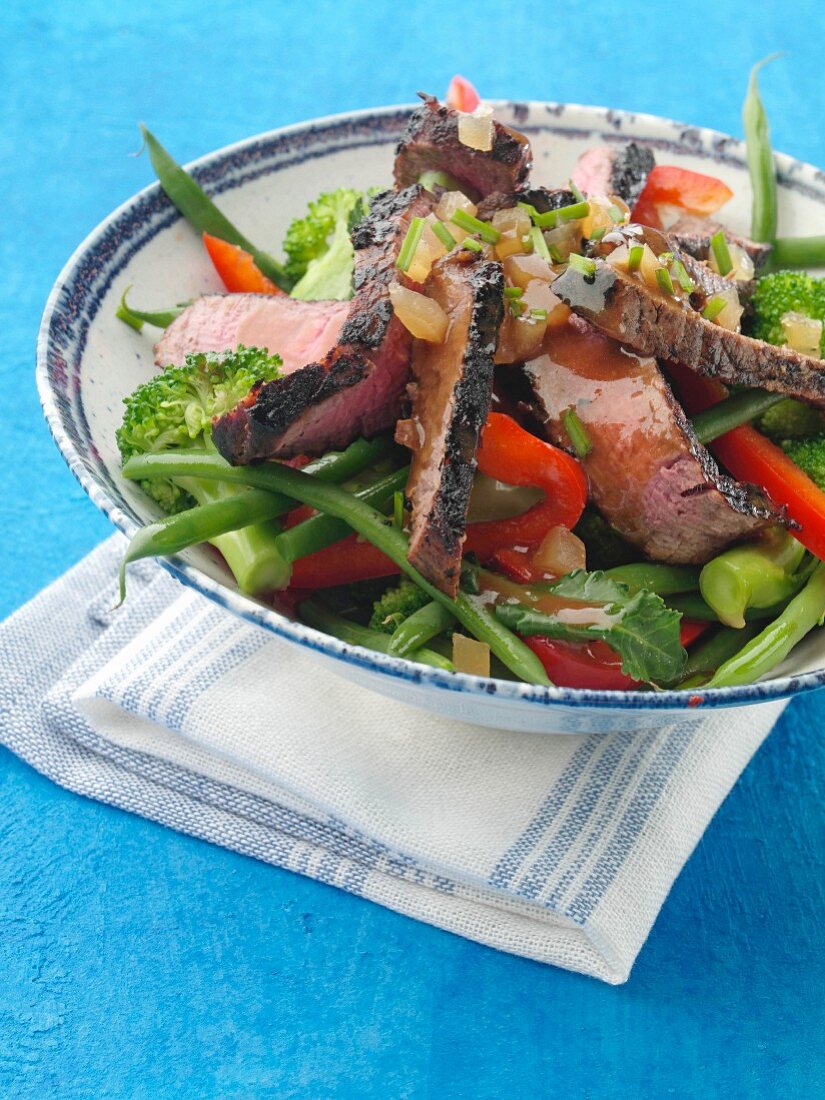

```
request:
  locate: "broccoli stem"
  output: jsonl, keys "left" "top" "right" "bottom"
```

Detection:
{"left": 708, "top": 561, "right": 825, "bottom": 686}
{"left": 699, "top": 530, "right": 809, "bottom": 628}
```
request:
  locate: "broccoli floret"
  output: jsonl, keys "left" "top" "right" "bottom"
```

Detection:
{"left": 750, "top": 271, "right": 825, "bottom": 354}
{"left": 757, "top": 397, "right": 825, "bottom": 443}
{"left": 573, "top": 508, "right": 639, "bottom": 571}
{"left": 283, "top": 188, "right": 372, "bottom": 302}
{"left": 117, "top": 346, "right": 287, "bottom": 596}
{"left": 369, "top": 579, "right": 431, "bottom": 634}
{"left": 782, "top": 435, "right": 825, "bottom": 490}
{"left": 117, "top": 345, "right": 282, "bottom": 512}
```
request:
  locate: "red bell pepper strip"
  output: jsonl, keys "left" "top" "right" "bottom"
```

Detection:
{"left": 203, "top": 232, "right": 283, "bottom": 295}
{"left": 446, "top": 75, "right": 481, "bottom": 113}
{"left": 668, "top": 363, "right": 825, "bottom": 561}
{"left": 464, "top": 413, "right": 588, "bottom": 560}
{"left": 632, "top": 166, "right": 734, "bottom": 230}
{"left": 291, "top": 413, "right": 588, "bottom": 588}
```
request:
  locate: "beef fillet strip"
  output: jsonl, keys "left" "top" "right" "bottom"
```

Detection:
{"left": 212, "top": 185, "right": 433, "bottom": 463}
{"left": 571, "top": 142, "right": 656, "bottom": 208}
{"left": 394, "top": 93, "right": 532, "bottom": 200}
{"left": 395, "top": 252, "right": 504, "bottom": 596}
{"left": 519, "top": 316, "right": 779, "bottom": 564}
{"left": 552, "top": 248, "right": 825, "bottom": 403}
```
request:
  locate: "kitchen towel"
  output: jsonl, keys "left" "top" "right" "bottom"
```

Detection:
{"left": 0, "top": 535, "right": 787, "bottom": 983}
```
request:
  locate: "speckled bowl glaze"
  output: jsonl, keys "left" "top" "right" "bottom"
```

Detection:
{"left": 38, "top": 102, "right": 825, "bottom": 733}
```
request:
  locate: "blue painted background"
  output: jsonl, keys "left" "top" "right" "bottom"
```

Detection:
{"left": 2, "top": 1, "right": 824, "bottom": 1095}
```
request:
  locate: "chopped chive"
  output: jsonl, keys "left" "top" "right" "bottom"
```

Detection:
{"left": 530, "top": 226, "right": 551, "bottom": 261}
{"left": 504, "top": 286, "right": 524, "bottom": 298}
{"left": 672, "top": 259, "right": 696, "bottom": 294}
{"left": 627, "top": 244, "right": 645, "bottom": 272}
{"left": 517, "top": 200, "right": 540, "bottom": 218}
{"left": 710, "top": 229, "right": 734, "bottom": 276}
{"left": 568, "top": 179, "right": 586, "bottom": 203}
{"left": 608, "top": 204, "right": 625, "bottom": 224}
{"left": 702, "top": 295, "right": 728, "bottom": 322}
{"left": 396, "top": 217, "right": 426, "bottom": 272}
{"left": 567, "top": 252, "right": 597, "bottom": 278}
{"left": 394, "top": 490, "right": 405, "bottom": 530}
{"left": 548, "top": 243, "right": 564, "bottom": 264}
{"left": 450, "top": 208, "right": 501, "bottom": 243}
{"left": 517, "top": 201, "right": 558, "bottom": 229}
{"left": 563, "top": 407, "right": 592, "bottom": 458}
{"left": 461, "top": 236, "right": 483, "bottom": 253}
{"left": 589, "top": 226, "right": 607, "bottom": 242}
{"left": 657, "top": 251, "right": 674, "bottom": 266}
{"left": 431, "top": 220, "right": 457, "bottom": 249}
{"left": 509, "top": 298, "right": 525, "bottom": 317}
{"left": 530, "top": 308, "right": 548, "bottom": 321}
{"left": 557, "top": 200, "right": 590, "bottom": 222}
{"left": 655, "top": 266, "right": 675, "bottom": 295}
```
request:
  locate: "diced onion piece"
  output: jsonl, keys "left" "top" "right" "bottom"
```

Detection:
{"left": 452, "top": 633, "right": 491, "bottom": 677}
{"left": 544, "top": 221, "right": 582, "bottom": 262}
{"left": 389, "top": 284, "right": 448, "bottom": 342}
{"left": 457, "top": 104, "right": 494, "bottom": 152}
{"left": 492, "top": 207, "right": 533, "bottom": 259}
{"left": 522, "top": 279, "right": 561, "bottom": 313}
{"left": 421, "top": 214, "right": 449, "bottom": 260}
{"left": 605, "top": 242, "right": 630, "bottom": 269}
{"left": 781, "top": 311, "right": 823, "bottom": 356}
{"left": 436, "top": 190, "right": 478, "bottom": 223}
{"left": 494, "top": 309, "right": 547, "bottom": 364}
{"left": 728, "top": 242, "right": 755, "bottom": 282}
{"left": 532, "top": 525, "right": 587, "bottom": 577}
{"left": 711, "top": 287, "right": 744, "bottom": 332}
{"left": 636, "top": 243, "right": 665, "bottom": 293}
{"left": 581, "top": 195, "right": 627, "bottom": 241}
{"left": 502, "top": 251, "right": 555, "bottom": 289}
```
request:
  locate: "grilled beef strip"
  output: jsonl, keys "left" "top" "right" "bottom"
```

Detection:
{"left": 154, "top": 294, "right": 349, "bottom": 372}
{"left": 476, "top": 186, "right": 576, "bottom": 220}
{"left": 395, "top": 252, "right": 504, "bottom": 596}
{"left": 394, "top": 93, "right": 532, "bottom": 200}
{"left": 571, "top": 142, "right": 656, "bottom": 208}
{"left": 668, "top": 214, "right": 773, "bottom": 272}
{"left": 212, "top": 185, "right": 433, "bottom": 463}
{"left": 517, "top": 316, "right": 778, "bottom": 564}
{"left": 551, "top": 245, "right": 825, "bottom": 402}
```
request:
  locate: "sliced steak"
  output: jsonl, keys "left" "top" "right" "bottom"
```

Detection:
{"left": 668, "top": 214, "right": 772, "bottom": 272}
{"left": 519, "top": 316, "right": 777, "bottom": 564}
{"left": 476, "top": 186, "right": 576, "bottom": 220}
{"left": 571, "top": 142, "right": 655, "bottom": 208}
{"left": 395, "top": 253, "right": 504, "bottom": 596}
{"left": 394, "top": 93, "right": 532, "bottom": 200}
{"left": 212, "top": 185, "right": 433, "bottom": 463}
{"left": 154, "top": 294, "right": 349, "bottom": 372}
{"left": 552, "top": 254, "right": 825, "bottom": 401}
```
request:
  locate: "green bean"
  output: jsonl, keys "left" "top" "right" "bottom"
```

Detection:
{"left": 676, "top": 622, "right": 762, "bottom": 685}
{"left": 116, "top": 288, "right": 189, "bottom": 332}
{"left": 212, "top": 462, "right": 550, "bottom": 684}
{"left": 604, "top": 563, "right": 700, "bottom": 596}
{"left": 743, "top": 55, "right": 780, "bottom": 244}
{"left": 122, "top": 436, "right": 392, "bottom": 492}
{"left": 691, "top": 389, "right": 785, "bottom": 444}
{"left": 388, "top": 600, "right": 456, "bottom": 657}
{"left": 120, "top": 488, "right": 288, "bottom": 600}
{"left": 274, "top": 467, "right": 409, "bottom": 565}
{"left": 770, "top": 236, "right": 825, "bottom": 270}
{"left": 141, "top": 126, "right": 291, "bottom": 291}
{"left": 666, "top": 592, "right": 790, "bottom": 623}
{"left": 699, "top": 531, "right": 807, "bottom": 628}
{"left": 299, "top": 599, "right": 454, "bottom": 672}
{"left": 708, "top": 560, "right": 825, "bottom": 687}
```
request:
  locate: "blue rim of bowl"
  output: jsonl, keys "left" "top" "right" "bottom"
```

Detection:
{"left": 36, "top": 100, "right": 825, "bottom": 713}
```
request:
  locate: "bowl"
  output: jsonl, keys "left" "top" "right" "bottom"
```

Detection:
{"left": 37, "top": 100, "right": 825, "bottom": 733}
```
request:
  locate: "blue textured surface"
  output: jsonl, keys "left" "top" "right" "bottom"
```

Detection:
{"left": 2, "top": 1, "right": 824, "bottom": 1095}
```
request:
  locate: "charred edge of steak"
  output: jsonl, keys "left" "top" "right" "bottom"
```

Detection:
{"left": 608, "top": 142, "right": 655, "bottom": 208}
{"left": 659, "top": 372, "right": 785, "bottom": 527}
{"left": 668, "top": 215, "right": 773, "bottom": 272}
{"left": 406, "top": 258, "right": 504, "bottom": 594}
{"left": 343, "top": 184, "right": 427, "bottom": 350}
{"left": 553, "top": 257, "right": 825, "bottom": 402}
{"left": 393, "top": 93, "right": 532, "bottom": 195}
{"left": 476, "top": 186, "right": 576, "bottom": 220}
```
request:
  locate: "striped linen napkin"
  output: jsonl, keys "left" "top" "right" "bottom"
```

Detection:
{"left": 0, "top": 535, "right": 787, "bottom": 983}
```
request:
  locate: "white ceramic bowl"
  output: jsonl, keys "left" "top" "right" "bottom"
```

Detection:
{"left": 37, "top": 101, "right": 825, "bottom": 733}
